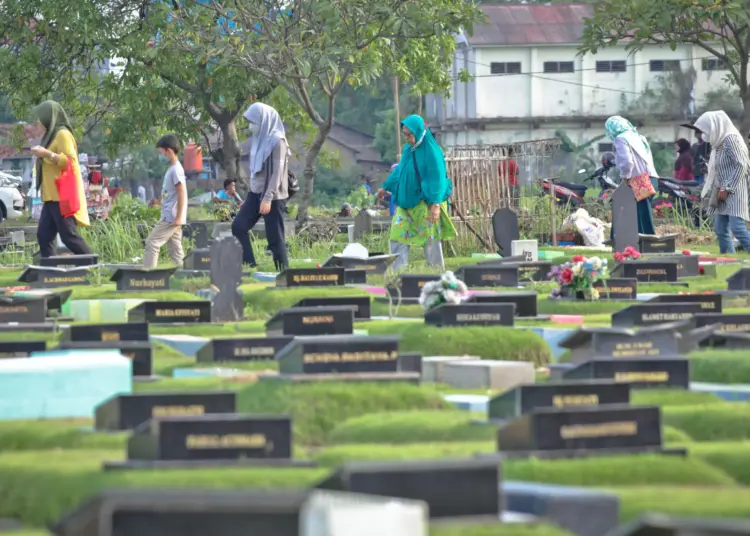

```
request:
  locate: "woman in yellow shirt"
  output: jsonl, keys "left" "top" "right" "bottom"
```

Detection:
{"left": 29, "top": 101, "right": 92, "bottom": 258}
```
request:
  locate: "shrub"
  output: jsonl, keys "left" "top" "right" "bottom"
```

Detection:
{"left": 662, "top": 404, "right": 750, "bottom": 441}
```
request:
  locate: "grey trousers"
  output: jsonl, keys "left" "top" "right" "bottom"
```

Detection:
{"left": 390, "top": 240, "right": 444, "bottom": 271}
{"left": 143, "top": 220, "right": 184, "bottom": 269}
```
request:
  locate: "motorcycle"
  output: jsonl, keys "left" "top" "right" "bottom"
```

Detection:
{"left": 540, "top": 178, "right": 586, "bottom": 207}
{"left": 653, "top": 177, "right": 704, "bottom": 227}
{"left": 579, "top": 152, "right": 619, "bottom": 205}
{"left": 541, "top": 153, "right": 618, "bottom": 208}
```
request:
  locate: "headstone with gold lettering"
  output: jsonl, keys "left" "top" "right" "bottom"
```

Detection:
{"left": 196, "top": 337, "right": 294, "bottom": 363}
{"left": 0, "top": 295, "right": 47, "bottom": 324}
{"left": 18, "top": 266, "right": 91, "bottom": 288}
{"left": 294, "top": 296, "right": 371, "bottom": 320}
{"left": 211, "top": 237, "right": 244, "bottom": 322}
{"left": 509, "top": 261, "right": 553, "bottom": 283}
{"left": 266, "top": 306, "right": 356, "bottom": 337}
{"left": 592, "top": 278, "right": 637, "bottom": 300}
{"left": 323, "top": 254, "right": 398, "bottom": 275}
{"left": 488, "top": 380, "right": 631, "bottom": 420}
{"left": 638, "top": 234, "right": 677, "bottom": 254}
{"left": 39, "top": 254, "right": 99, "bottom": 268}
{"left": 611, "top": 260, "right": 679, "bottom": 283}
{"left": 128, "top": 300, "right": 212, "bottom": 324}
{"left": 467, "top": 291, "right": 538, "bottom": 317}
{"left": 184, "top": 248, "right": 211, "bottom": 271}
{"left": 95, "top": 391, "right": 237, "bottom": 431}
{"left": 694, "top": 312, "right": 750, "bottom": 334}
{"left": 61, "top": 322, "right": 149, "bottom": 342}
{"left": 456, "top": 265, "right": 519, "bottom": 288}
{"left": 560, "top": 325, "right": 683, "bottom": 363}
{"left": 563, "top": 357, "right": 689, "bottom": 389}
{"left": 648, "top": 293, "right": 722, "bottom": 313}
{"left": 611, "top": 302, "right": 703, "bottom": 328}
{"left": 611, "top": 183, "right": 639, "bottom": 253}
{"left": 110, "top": 267, "right": 176, "bottom": 292}
{"left": 58, "top": 341, "right": 153, "bottom": 377}
{"left": 0, "top": 340, "right": 47, "bottom": 358}
{"left": 276, "top": 267, "right": 345, "bottom": 288}
{"left": 424, "top": 303, "right": 515, "bottom": 327}
{"left": 385, "top": 274, "right": 441, "bottom": 304}
{"left": 277, "top": 335, "right": 400, "bottom": 375}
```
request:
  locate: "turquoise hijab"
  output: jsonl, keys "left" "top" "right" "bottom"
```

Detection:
{"left": 382, "top": 115, "right": 452, "bottom": 209}
{"left": 605, "top": 115, "right": 652, "bottom": 162}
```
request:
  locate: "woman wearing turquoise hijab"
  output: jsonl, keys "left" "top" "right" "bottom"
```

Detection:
{"left": 377, "top": 115, "right": 455, "bottom": 270}
{"left": 605, "top": 116, "right": 657, "bottom": 237}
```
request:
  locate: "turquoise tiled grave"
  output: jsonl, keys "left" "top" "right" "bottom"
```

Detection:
{"left": 0, "top": 350, "right": 131, "bottom": 420}
{"left": 69, "top": 299, "right": 148, "bottom": 323}
{"left": 172, "top": 367, "right": 261, "bottom": 378}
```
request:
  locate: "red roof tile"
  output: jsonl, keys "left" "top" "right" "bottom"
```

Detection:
{"left": 469, "top": 4, "right": 594, "bottom": 46}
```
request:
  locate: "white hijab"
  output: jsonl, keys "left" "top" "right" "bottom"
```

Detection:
{"left": 694, "top": 110, "right": 742, "bottom": 198}
{"left": 243, "top": 102, "right": 286, "bottom": 178}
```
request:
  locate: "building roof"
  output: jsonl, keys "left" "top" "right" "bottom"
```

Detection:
{"left": 0, "top": 123, "right": 44, "bottom": 159}
{"left": 327, "top": 123, "right": 385, "bottom": 165}
{"left": 469, "top": 3, "right": 593, "bottom": 47}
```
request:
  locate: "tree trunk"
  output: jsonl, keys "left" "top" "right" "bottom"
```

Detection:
{"left": 296, "top": 121, "right": 333, "bottom": 228}
{"left": 216, "top": 119, "right": 245, "bottom": 189}
{"left": 741, "top": 87, "right": 750, "bottom": 140}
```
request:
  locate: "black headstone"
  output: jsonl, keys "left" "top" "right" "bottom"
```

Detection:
{"left": 110, "top": 267, "right": 175, "bottom": 292}
{"left": 611, "top": 302, "right": 703, "bottom": 327}
{"left": 648, "top": 293, "right": 722, "bottom": 313}
{"left": 467, "top": 291, "right": 538, "bottom": 317}
{"left": 702, "top": 331, "right": 750, "bottom": 350}
{"left": 315, "top": 458, "right": 500, "bottom": 519}
{"left": 666, "top": 254, "right": 700, "bottom": 278}
{"left": 475, "top": 255, "right": 527, "bottom": 266}
{"left": 0, "top": 340, "right": 46, "bottom": 358}
{"left": 61, "top": 322, "right": 149, "bottom": 342}
{"left": 606, "top": 513, "right": 750, "bottom": 536}
{"left": 211, "top": 237, "right": 244, "bottom": 322}
{"left": 344, "top": 268, "right": 367, "bottom": 285}
{"left": 185, "top": 221, "right": 213, "bottom": 248}
{"left": 266, "top": 306, "right": 355, "bottom": 337}
{"left": 489, "top": 380, "right": 632, "bottom": 421}
{"left": 593, "top": 278, "right": 637, "bottom": 300}
{"left": 611, "top": 183, "right": 639, "bottom": 253}
{"left": 424, "top": 303, "right": 515, "bottom": 327}
{"left": 457, "top": 265, "right": 519, "bottom": 287}
{"left": 294, "top": 296, "right": 371, "bottom": 320}
{"left": 39, "top": 254, "right": 99, "bottom": 268}
{"left": 638, "top": 235, "right": 676, "bottom": 254}
{"left": 95, "top": 392, "right": 237, "bottom": 431}
{"left": 0, "top": 295, "right": 47, "bottom": 324}
{"left": 57, "top": 341, "right": 153, "bottom": 377}
{"left": 510, "top": 261, "right": 553, "bottom": 282}
{"left": 492, "top": 207, "right": 519, "bottom": 255}
{"left": 276, "top": 335, "right": 400, "bottom": 375}
{"left": 386, "top": 274, "right": 441, "bottom": 300}
{"left": 44, "top": 289, "right": 73, "bottom": 313}
{"left": 323, "top": 254, "right": 398, "bottom": 274}
{"left": 18, "top": 266, "right": 91, "bottom": 288}
{"left": 196, "top": 337, "right": 294, "bottom": 363}
{"left": 496, "top": 404, "right": 662, "bottom": 453}
{"left": 185, "top": 248, "right": 211, "bottom": 271}
{"left": 128, "top": 414, "right": 292, "bottom": 462}
{"left": 275, "top": 267, "right": 345, "bottom": 288}
{"left": 726, "top": 267, "right": 750, "bottom": 291}
{"left": 612, "top": 260, "right": 678, "bottom": 283}
{"left": 398, "top": 353, "right": 423, "bottom": 375}
{"left": 128, "top": 301, "right": 212, "bottom": 324}
{"left": 560, "top": 325, "right": 683, "bottom": 363}
{"left": 563, "top": 358, "right": 690, "bottom": 389}
{"left": 695, "top": 313, "right": 750, "bottom": 334}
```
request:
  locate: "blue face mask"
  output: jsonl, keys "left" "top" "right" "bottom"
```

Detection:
{"left": 159, "top": 154, "right": 169, "bottom": 163}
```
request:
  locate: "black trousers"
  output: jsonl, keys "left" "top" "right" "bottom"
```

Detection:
{"left": 37, "top": 201, "right": 94, "bottom": 258}
{"left": 231, "top": 192, "right": 289, "bottom": 270}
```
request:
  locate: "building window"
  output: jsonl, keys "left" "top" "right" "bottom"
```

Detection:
{"left": 702, "top": 58, "right": 728, "bottom": 71}
{"left": 598, "top": 143, "right": 614, "bottom": 153}
{"left": 490, "top": 62, "right": 522, "bottom": 75}
{"left": 595, "top": 60, "right": 627, "bottom": 73}
{"left": 543, "top": 61, "right": 575, "bottom": 73}
{"left": 649, "top": 60, "right": 681, "bottom": 72}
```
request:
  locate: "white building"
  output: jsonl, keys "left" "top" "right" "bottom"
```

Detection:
{"left": 427, "top": 3, "right": 736, "bottom": 152}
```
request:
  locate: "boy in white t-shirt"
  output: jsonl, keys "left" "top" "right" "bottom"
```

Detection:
{"left": 143, "top": 134, "right": 187, "bottom": 268}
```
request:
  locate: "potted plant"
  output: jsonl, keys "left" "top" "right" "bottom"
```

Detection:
{"left": 548, "top": 255, "right": 609, "bottom": 301}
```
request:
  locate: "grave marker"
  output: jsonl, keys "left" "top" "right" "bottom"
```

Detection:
{"left": 475, "top": 254, "right": 527, "bottom": 266}
{"left": 467, "top": 291, "right": 538, "bottom": 317}
{"left": 424, "top": 303, "right": 515, "bottom": 327}
{"left": 386, "top": 274, "right": 441, "bottom": 302}
{"left": 58, "top": 341, "right": 153, "bottom": 377}
{"left": 186, "top": 221, "right": 212, "bottom": 248}
{"left": 563, "top": 358, "right": 690, "bottom": 389}
{"left": 492, "top": 207, "right": 519, "bottom": 255}
{"left": 18, "top": 266, "right": 91, "bottom": 288}
{"left": 128, "top": 301, "right": 212, "bottom": 324}
{"left": 184, "top": 248, "right": 211, "bottom": 271}
{"left": 695, "top": 313, "right": 750, "bottom": 334}
{"left": 511, "top": 239, "right": 538, "bottom": 262}
{"left": 39, "top": 254, "right": 99, "bottom": 268}
{"left": 323, "top": 254, "right": 398, "bottom": 275}
{"left": 0, "top": 340, "right": 46, "bottom": 358}
{"left": 593, "top": 278, "right": 637, "bottom": 300}
{"left": 196, "top": 337, "right": 294, "bottom": 362}
{"left": 612, "top": 260, "right": 678, "bottom": 283}
{"left": 294, "top": 296, "right": 371, "bottom": 320}
{"left": 560, "top": 325, "right": 683, "bottom": 363}
{"left": 726, "top": 267, "right": 750, "bottom": 291}
{"left": 211, "top": 237, "right": 244, "bottom": 322}
{"left": 0, "top": 295, "right": 47, "bottom": 324}
{"left": 343, "top": 268, "right": 367, "bottom": 285}
{"left": 611, "top": 183, "right": 639, "bottom": 253}
{"left": 353, "top": 209, "right": 374, "bottom": 240}
{"left": 61, "top": 322, "right": 149, "bottom": 342}
{"left": 489, "top": 380, "right": 631, "bottom": 420}
{"left": 277, "top": 335, "right": 400, "bottom": 375}
{"left": 669, "top": 254, "right": 700, "bottom": 278}
{"left": 275, "top": 267, "right": 345, "bottom": 288}
{"left": 511, "top": 261, "right": 553, "bottom": 282}
{"left": 456, "top": 264, "right": 519, "bottom": 287}
{"left": 611, "top": 302, "right": 703, "bottom": 327}
{"left": 648, "top": 293, "right": 722, "bottom": 313}
{"left": 638, "top": 234, "right": 677, "bottom": 254}
{"left": 397, "top": 353, "right": 423, "bottom": 375}
{"left": 110, "top": 267, "right": 175, "bottom": 292}
{"left": 266, "top": 306, "right": 355, "bottom": 337}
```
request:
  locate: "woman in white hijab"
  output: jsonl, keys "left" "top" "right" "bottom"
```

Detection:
{"left": 231, "top": 102, "right": 290, "bottom": 270}
{"left": 694, "top": 110, "right": 750, "bottom": 254}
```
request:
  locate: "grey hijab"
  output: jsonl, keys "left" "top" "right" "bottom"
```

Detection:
{"left": 243, "top": 102, "right": 286, "bottom": 178}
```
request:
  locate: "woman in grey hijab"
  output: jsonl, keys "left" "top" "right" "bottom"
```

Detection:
{"left": 231, "top": 102, "right": 290, "bottom": 269}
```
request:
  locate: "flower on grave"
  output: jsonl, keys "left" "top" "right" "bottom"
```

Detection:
{"left": 316, "top": 263, "right": 322, "bottom": 268}
{"left": 682, "top": 249, "right": 691, "bottom": 255}
{"left": 560, "top": 267, "right": 574, "bottom": 285}
{"left": 547, "top": 255, "right": 608, "bottom": 301}
{"left": 699, "top": 266, "right": 705, "bottom": 275}
{"left": 572, "top": 255, "right": 585, "bottom": 263}
{"left": 419, "top": 271, "right": 469, "bottom": 311}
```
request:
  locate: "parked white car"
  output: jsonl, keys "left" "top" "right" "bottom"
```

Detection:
{"left": 0, "top": 171, "right": 26, "bottom": 221}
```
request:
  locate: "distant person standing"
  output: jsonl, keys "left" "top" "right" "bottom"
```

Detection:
{"left": 137, "top": 184, "right": 147, "bottom": 203}
{"left": 143, "top": 134, "right": 187, "bottom": 268}
{"left": 692, "top": 130, "right": 711, "bottom": 184}
{"left": 498, "top": 147, "right": 520, "bottom": 206}
{"left": 674, "top": 138, "right": 694, "bottom": 181}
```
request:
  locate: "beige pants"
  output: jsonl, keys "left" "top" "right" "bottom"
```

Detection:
{"left": 143, "top": 220, "right": 184, "bottom": 269}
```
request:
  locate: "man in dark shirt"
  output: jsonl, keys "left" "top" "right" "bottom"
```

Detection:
{"left": 691, "top": 131, "right": 711, "bottom": 184}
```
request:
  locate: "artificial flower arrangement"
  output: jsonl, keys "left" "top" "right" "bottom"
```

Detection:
{"left": 419, "top": 271, "right": 469, "bottom": 311}
{"left": 548, "top": 255, "right": 609, "bottom": 300}
{"left": 613, "top": 246, "right": 641, "bottom": 263}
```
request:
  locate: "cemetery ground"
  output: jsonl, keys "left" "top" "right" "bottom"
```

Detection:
{"left": 4, "top": 236, "right": 750, "bottom": 535}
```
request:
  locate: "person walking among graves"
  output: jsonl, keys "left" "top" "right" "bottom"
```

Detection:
{"left": 143, "top": 134, "right": 187, "bottom": 268}
{"left": 674, "top": 138, "right": 694, "bottom": 181}
{"left": 376, "top": 115, "right": 455, "bottom": 270}
{"left": 231, "top": 102, "right": 290, "bottom": 271}
{"left": 604, "top": 116, "right": 656, "bottom": 236}
{"left": 29, "top": 100, "right": 93, "bottom": 258}
{"left": 693, "top": 110, "right": 750, "bottom": 254}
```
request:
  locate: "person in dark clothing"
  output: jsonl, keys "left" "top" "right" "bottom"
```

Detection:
{"left": 691, "top": 131, "right": 711, "bottom": 184}
{"left": 674, "top": 138, "right": 694, "bottom": 181}
{"left": 231, "top": 102, "right": 290, "bottom": 270}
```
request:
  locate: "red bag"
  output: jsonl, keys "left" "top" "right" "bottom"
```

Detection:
{"left": 55, "top": 159, "right": 81, "bottom": 218}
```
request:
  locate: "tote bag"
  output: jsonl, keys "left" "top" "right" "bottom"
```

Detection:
{"left": 628, "top": 172, "right": 656, "bottom": 202}
{"left": 55, "top": 160, "right": 81, "bottom": 218}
